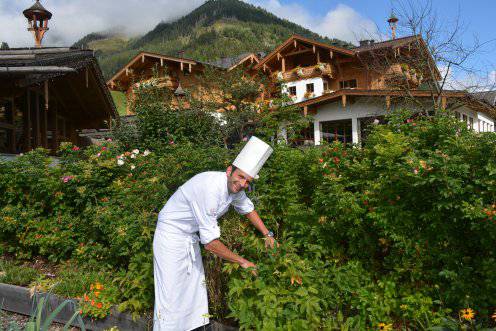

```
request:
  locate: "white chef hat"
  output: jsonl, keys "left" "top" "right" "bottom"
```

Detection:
{"left": 233, "top": 136, "right": 273, "bottom": 179}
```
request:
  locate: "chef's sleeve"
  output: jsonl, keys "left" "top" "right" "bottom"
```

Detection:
{"left": 188, "top": 199, "right": 221, "bottom": 245}
{"left": 231, "top": 191, "right": 255, "bottom": 215}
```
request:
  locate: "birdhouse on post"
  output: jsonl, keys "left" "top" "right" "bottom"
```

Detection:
{"left": 23, "top": 0, "right": 52, "bottom": 48}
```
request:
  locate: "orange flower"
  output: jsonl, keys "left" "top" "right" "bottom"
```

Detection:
{"left": 460, "top": 308, "right": 475, "bottom": 321}
{"left": 94, "top": 291, "right": 100, "bottom": 297}
{"left": 90, "top": 284, "right": 94, "bottom": 290}
{"left": 95, "top": 283, "right": 103, "bottom": 290}
{"left": 79, "top": 309, "right": 83, "bottom": 314}
{"left": 84, "top": 294, "right": 89, "bottom": 302}
{"left": 91, "top": 300, "right": 95, "bottom": 306}
{"left": 97, "top": 302, "right": 103, "bottom": 309}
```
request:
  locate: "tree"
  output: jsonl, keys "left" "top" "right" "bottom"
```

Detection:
{"left": 0, "top": 42, "right": 9, "bottom": 50}
{"left": 360, "top": 0, "right": 495, "bottom": 112}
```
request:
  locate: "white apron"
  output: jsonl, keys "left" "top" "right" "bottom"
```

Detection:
{"left": 153, "top": 223, "right": 209, "bottom": 331}
{"left": 153, "top": 172, "right": 255, "bottom": 330}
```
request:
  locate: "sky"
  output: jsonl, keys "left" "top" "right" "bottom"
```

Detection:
{"left": 1, "top": 0, "right": 494, "bottom": 88}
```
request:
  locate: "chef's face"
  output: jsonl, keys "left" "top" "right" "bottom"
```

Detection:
{"left": 226, "top": 166, "right": 253, "bottom": 194}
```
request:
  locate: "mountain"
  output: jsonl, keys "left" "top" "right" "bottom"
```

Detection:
{"left": 73, "top": 0, "right": 355, "bottom": 79}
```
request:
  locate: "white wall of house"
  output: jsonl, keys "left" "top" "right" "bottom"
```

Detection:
{"left": 282, "top": 77, "right": 325, "bottom": 103}
{"left": 313, "top": 99, "right": 387, "bottom": 145}
{"left": 312, "top": 100, "right": 495, "bottom": 145}
{"left": 476, "top": 112, "right": 494, "bottom": 132}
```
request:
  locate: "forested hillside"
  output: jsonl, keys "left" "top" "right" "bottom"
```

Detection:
{"left": 73, "top": 0, "right": 354, "bottom": 79}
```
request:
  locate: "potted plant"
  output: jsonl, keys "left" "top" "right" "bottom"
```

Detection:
{"left": 296, "top": 66, "right": 304, "bottom": 77}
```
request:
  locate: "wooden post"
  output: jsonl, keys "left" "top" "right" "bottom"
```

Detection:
{"left": 125, "top": 68, "right": 129, "bottom": 76}
{"left": 277, "top": 53, "right": 281, "bottom": 60}
{"left": 52, "top": 101, "right": 58, "bottom": 151}
{"left": 386, "top": 95, "right": 391, "bottom": 111}
{"left": 294, "top": 40, "right": 297, "bottom": 48}
{"left": 304, "top": 105, "right": 308, "bottom": 117}
{"left": 316, "top": 51, "right": 320, "bottom": 63}
{"left": 341, "top": 94, "right": 347, "bottom": 108}
{"left": 281, "top": 57, "right": 285, "bottom": 72}
{"left": 330, "top": 51, "right": 333, "bottom": 59}
{"left": 142, "top": 54, "right": 145, "bottom": 63}
{"left": 160, "top": 58, "right": 164, "bottom": 66}
{"left": 62, "top": 117, "right": 67, "bottom": 140}
{"left": 188, "top": 63, "right": 192, "bottom": 73}
{"left": 85, "top": 68, "right": 89, "bottom": 88}
{"left": 441, "top": 96, "right": 447, "bottom": 110}
{"left": 180, "top": 62, "right": 184, "bottom": 71}
{"left": 25, "top": 89, "right": 32, "bottom": 151}
{"left": 34, "top": 91, "right": 40, "bottom": 147}
{"left": 9, "top": 98, "right": 16, "bottom": 153}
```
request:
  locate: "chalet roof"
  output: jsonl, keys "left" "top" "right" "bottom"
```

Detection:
{"left": 354, "top": 35, "right": 421, "bottom": 52}
{"left": 254, "top": 35, "right": 355, "bottom": 70}
{"left": 293, "top": 88, "right": 496, "bottom": 118}
{"left": 294, "top": 89, "right": 467, "bottom": 108}
{"left": 0, "top": 47, "right": 117, "bottom": 119}
{"left": 206, "top": 52, "right": 262, "bottom": 70}
{"left": 473, "top": 90, "right": 496, "bottom": 106}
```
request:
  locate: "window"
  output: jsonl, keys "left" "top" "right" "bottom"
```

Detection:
{"left": 462, "top": 114, "right": 467, "bottom": 122}
{"left": 321, "top": 119, "right": 352, "bottom": 144}
{"left": 339, "top": 79, "right": 357, "bottom": 89}
{"left": 306, "top": 83, "right": 314, "bottom": 93}
{"left": 288, "top": 86, "right": 297, "bottom": 96}
{"left": 323, "top": 81, "right": 329, "bottom": 92}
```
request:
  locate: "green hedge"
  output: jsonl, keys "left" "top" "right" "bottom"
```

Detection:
{"left": 1, "top": 112, "right": 495, "bottom": 329}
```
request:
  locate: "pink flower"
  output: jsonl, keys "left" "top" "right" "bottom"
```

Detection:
{"left": 72, "top": 146, "right": 80, "bottom": 151}
{"left": 97, "top": 153, "right": 101, "bottom": 157}
{"left": 62, "top": 175, "right": 74, "bottom": 183}
{"left": 407, "top": 119, "right": 413, "bottom": 123}
{"left": 106, "top": 138, "right": 112, "bottom": 142}
{"left": 169, "top": 140, "right": 175, "bottom": 145}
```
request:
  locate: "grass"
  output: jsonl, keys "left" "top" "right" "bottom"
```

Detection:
{"left": 0, "top": 260, "right": 40, "bottom": 286}
{"left": 110, "top": 91, "right": 128, "bottom": 116}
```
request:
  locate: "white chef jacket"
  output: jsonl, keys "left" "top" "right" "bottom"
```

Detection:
{"left": 153, "top": 171, "right": 254, "bottom": 331}
{"left": 157, "top": 171, "right": 255, "bottom": 244}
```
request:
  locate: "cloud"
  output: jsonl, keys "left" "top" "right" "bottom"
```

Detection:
{"left": 0, "top": 0, "right": 205, "bottom": 47}
{"left": 246, "top": 0, "right": 381, "bottom": 44}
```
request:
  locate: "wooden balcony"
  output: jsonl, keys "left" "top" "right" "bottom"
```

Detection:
{"left": 272, "top": 63, "right": 336, "bottom": 82}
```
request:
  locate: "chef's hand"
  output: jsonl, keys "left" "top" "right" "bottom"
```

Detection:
{"left": 240, "top": 260, "right": 257, "bottom": 276}
{"left": 264, "top": 236, "right": 279, "bottom": 250}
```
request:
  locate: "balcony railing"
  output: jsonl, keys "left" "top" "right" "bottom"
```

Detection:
{"left": 272, "top": 63, "right": 336, "bottom": 82}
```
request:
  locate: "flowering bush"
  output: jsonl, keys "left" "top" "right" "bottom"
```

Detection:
{"left": 0, "top": 112, "right": 495, "bottom": 329}
{"left": 80, "top": 281, "right": 118, "bottom": 319}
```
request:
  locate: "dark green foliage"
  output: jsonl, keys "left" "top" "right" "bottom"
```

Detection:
{"left": 1, "top": 113, "right": 495, "bottom": 328}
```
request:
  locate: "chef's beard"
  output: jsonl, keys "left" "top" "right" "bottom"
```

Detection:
{"left": 227, "top": 177, "right": 244, "bottom": 194}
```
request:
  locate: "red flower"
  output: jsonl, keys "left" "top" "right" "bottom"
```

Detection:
{"left": 97, "top": 302, "right": 103, "bottom": 309}
{"left": 319, "top": 158, "right": 324, "bottom": 163}
{"left": 72, "top": 146, "right": 80, "bottom": 151}
{"left": 333, "top": 157, "right": 340, "bottom": 164}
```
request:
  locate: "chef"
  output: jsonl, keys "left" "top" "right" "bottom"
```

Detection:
{"left": 153, "top": 136, "right": 275, "bottom": 331}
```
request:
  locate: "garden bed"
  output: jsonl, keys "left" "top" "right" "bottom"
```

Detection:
{"left": 0, "top": 282, "right": 237, "bottom": 331}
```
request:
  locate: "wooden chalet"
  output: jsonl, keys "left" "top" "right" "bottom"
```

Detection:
{"left": 0, "top": 47, "right": 117, "bottom": 154}
{"left": 107, "top": 51, "right": 262, "bottom": 114}
{"left": 254, "top": 33, "right": 495, "bottom": 145}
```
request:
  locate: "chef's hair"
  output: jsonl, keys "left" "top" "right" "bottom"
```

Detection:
{"left": 230, "top": 165, "right": 239, "bottom": 174}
